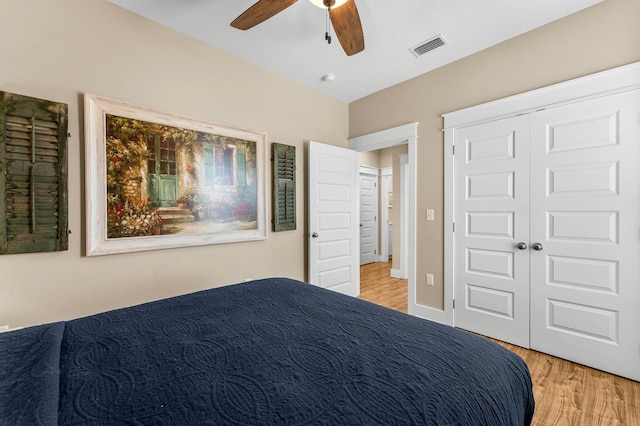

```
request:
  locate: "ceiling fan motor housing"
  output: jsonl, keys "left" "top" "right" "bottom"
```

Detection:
{"left": 323, "top": 0, "right": 336, "bottom": 8}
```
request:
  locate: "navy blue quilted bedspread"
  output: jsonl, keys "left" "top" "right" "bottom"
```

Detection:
{"left": 0, "top": 278, "right": 534, "bottom": 425}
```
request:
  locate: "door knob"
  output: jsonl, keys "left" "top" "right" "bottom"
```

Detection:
{"left": 531, "top": 242, "right": 543, "bottom": 251}
{"left": 516, "top": 242, "right": 527, "bottom": 250}
{"left": 311, "top": 232, "right": 318, "bottom": 238}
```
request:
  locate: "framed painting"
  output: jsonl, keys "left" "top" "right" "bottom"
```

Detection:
{"left": 84, "top": 94, "right": 267, "bottom": 256}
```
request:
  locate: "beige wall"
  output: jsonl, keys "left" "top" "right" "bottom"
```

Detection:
{"left": 349, "top": 0, "right": 640, "bottom": 309}
{"left": 0, "top": 0, "right": 348, "bottom": 328}
{"left": 358, "top": 150, "right": 380, "bottom": 168}
{"left": 379, "top": 148, "right": 394, "bottom": 170}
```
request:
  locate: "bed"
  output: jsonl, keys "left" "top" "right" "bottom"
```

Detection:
{"left": 0, "top": 277, "right": 534, "bottom": 425}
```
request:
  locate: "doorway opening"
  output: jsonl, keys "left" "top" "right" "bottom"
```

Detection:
{"left": 348, "top": 123, "right": 418, "bottom": 315}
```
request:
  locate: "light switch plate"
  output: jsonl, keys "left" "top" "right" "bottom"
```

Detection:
{"left": 426, "top": 209, "right": 435, "bottom": 221}
{"left": 426, "top": 273, "right": 435, "bottom": 286}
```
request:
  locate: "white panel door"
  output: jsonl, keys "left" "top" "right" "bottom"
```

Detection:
{"left": 308, "top": 141, "right": 359, "bottom": 297}
{"left": 530, "top": 90, "right": 640, "bottom": 381}
{"left": 453, "top": 116, "right": 531, "bottom": 347}
{"left": 359, "top": 173, "right": 377, "bottom": 265}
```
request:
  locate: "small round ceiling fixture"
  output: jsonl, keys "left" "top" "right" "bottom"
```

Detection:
{"left": 308, "top": 0, "right": 349, "bottom": 9}
{"left": 321, "top": 73, "right": 336, "bottom": 83}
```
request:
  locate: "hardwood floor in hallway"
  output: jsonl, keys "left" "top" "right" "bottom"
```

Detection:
{"left": 357, "top": 260, "right": 640, "bottom": 426}
{"left": 358, "top": 260, "right": 407, "bottom": 313}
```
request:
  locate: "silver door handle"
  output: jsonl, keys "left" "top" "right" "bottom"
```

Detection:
{"left": 531, "top": 242, "right": 543, "bottom": 251}
{"left": 516, "top": 242, "right": 527, "bottom": 250}
{"left": 311, "top": 232, "right": 318, "bottom": 238}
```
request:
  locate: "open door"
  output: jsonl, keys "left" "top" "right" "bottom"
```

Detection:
{"left": 308, "top": 141, "right": 359, "bottom": 296}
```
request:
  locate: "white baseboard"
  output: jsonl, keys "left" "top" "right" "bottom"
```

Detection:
{"left": 390, "top": 268, "right": 405, "bottom": 279}
{"left": 410, "top": 303, "right": 450, "bottom": 325}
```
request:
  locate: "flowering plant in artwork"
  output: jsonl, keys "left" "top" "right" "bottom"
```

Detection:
{"left": 106, "top": 134, "right": 149, "bottom": 202}
{"left": 107, "top": 198, "right": 163, "bottom": 238}
{"left": 176, "top": 190, "right": 210, "bottom": 214}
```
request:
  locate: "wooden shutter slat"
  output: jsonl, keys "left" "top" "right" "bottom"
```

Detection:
{"left": 6, "top": 124, "right": 59, "bottom": 136}
{"left": 6, "top": 115, "right": 58, "bottom": 127}
{"left": 6, "top": 189, "right": 59, "bottom": 197}
{"left": 6, "top": 161, "right": 59, "bottom": 176}
{"left": 7, "top": 208, "right": 59, "bottom": 216}
{"left": 7, "top": 138, "right": 59, "bottom": 150}
{"left": 5, "top": 240, "right": 58, "bottom": 254}
{"left": 7, "top": 217, "right": 58, "bottom": 227}
{"left": 6, "top": 134, "right": 60, "bottom": 145}
{"left": 6, "top": 153, "right": 59, "bottom": 163}
{"left": 5, "top": 130, "right": 58, "bottom": 140}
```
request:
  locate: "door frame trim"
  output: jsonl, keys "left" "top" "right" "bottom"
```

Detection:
{"left": 443, "top": 61, "right": 640, "bottom": 327}
{"left": 379, "top": 167, "right": 392, "bottom": 262}
{"left": 349, "top": 123, "right": 420, "bottom": 316}
{"left": 396, "top": 154, "right": 409, "bottom": 279}
{"left": 443, "top": 61, "right": 640, "bottom": 130}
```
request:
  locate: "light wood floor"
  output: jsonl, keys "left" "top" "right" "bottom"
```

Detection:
{"left": 359, "top": 261, "right": 640, "bottom": 426}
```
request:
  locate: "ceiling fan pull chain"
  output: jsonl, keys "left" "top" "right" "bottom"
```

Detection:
{"left": 325, "top": 7, "right": 332, "bottom": 44}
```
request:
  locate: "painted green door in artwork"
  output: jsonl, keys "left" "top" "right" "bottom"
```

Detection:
{"left": 148, "top": 135, "right": 177, "bottom": 207}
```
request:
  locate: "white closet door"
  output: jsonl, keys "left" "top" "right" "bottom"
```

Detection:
{"left": 530, "top": 90, "right": 640, "bottom": 381}
{"left": 453, "top": 116, "right": 531, "bottom": 347}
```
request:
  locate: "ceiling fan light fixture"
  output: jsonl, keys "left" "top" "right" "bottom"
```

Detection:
{"left": 308, "top": 0, "right": 349, "bottom": 9}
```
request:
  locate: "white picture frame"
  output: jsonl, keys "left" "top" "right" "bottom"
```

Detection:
{"left": 84, "top": 93, "right": 268, "bottom": 256}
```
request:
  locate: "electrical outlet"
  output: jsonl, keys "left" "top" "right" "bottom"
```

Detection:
{"left": 426, "top": 273, "right": 434, "bottom": 286}
{"left": 426, "top": 209, "right": 435, "bottom": 221}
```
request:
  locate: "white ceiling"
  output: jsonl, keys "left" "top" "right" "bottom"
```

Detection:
{"left": 107, "top": 0, "right": 602, "bottom": 103}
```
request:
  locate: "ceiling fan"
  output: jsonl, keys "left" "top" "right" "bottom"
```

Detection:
{"left": 231, "top": 0, "right": 365, "bottom": 56}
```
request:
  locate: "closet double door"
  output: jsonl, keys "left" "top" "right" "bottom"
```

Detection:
{"left": 453, "top": 90, "right": 640, "bottom": 381}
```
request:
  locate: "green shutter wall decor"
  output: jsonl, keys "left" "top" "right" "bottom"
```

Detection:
{"left": 272, "top": 142, "right": 296, "bottom": 232}
{"left": 0, "top": 92, "right": 68, "bottom": 254}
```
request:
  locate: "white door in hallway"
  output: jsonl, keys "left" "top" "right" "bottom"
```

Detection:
{"left": 359, "top": 172, "right": 377, "bottom": 265}
{"left": 529, "top": 90, "right": 640, "bottom": 381}
{"left": 453, "top": 115, "right": 531, "bottom": 348}
{"left": 308, "top": 141, "right": 359, "bottom": 297}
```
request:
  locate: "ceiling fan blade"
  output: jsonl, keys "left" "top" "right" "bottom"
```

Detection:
{"left": 330, "top": 0, "right": 364, "bottom": 56}
{"left": 231, "top": 0, "right": 298, "bottom": 30}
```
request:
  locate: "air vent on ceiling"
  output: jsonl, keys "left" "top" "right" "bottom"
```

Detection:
{"left": 410, "top": 35, "right": 448, "bottom": 58}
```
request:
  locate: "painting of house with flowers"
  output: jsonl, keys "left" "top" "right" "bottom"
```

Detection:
{"left": 106, "top": 114, "right": 258, "bottom": 239}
